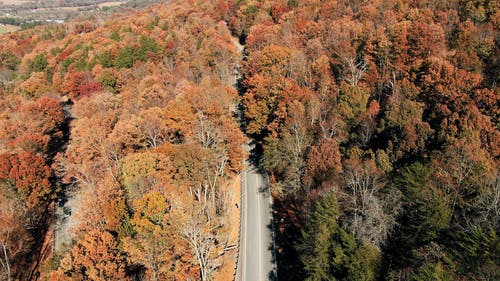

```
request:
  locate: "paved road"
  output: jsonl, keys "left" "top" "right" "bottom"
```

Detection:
{"left": 239, "top": 159, "right": 275, "bottom": 281}
{"left": 229, "top": 27, "right": 275, "bottom": 281}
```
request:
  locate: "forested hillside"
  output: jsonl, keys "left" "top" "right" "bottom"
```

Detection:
{"left": 0, "top": 1, "right": 245, "bottom": 280}
{"left": 224, "top": 0, "right": 499, "bottom": 280}
{"left": 0, "top": 0, "right": 498, "bottom": 280}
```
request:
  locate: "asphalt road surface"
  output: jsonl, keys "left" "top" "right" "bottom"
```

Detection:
{"left": 239, "top": 160, "right": 275, "bottom": 281}
{"left": 230, "top": 27, "right": 275, "bottom": 280}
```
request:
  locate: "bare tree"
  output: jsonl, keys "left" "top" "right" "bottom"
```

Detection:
{"left": 471, "top": 171, "right": 500, "bottom": 229}
{"left": 342, "top": 55, "right": 367, "bottom": 86}
{"left": 280, "top": 101, "right": 311, "bottom": 195}
{"left": 434, "top": 137, "right": 494, "bottom": 211}
{"left": 182, "top": 114, "right": 233, "bottom": 280}
{"left": 195, "top": 113, "right": 221, "bottom": 150}
{"left": 0, "top": 240, "right": 10, "bottom": 281}
{"left": 138, "top": 108, "right": 168, "bottom": 149}
{"left": 487, "top": 174, "right": 500, "bottom": 221}
{"left": 163, "top": 55, "right": 176, "bottom": 73}
{"left": 179, "top": 206, "right": 223, "bottom": 281}
{"left": 357, "top": 117, "right": 376, "bottom": 147}
{"left": 336, "top": 159, "right": 400, "bottom": 248}
{"left": 194, "top": 114, "right": 229, "bottom": 214}
{"left": 0, "top": 196, "right": 28, "bottom": 281}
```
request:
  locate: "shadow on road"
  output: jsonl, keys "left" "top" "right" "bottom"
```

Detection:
{"left": 247, "top": 139, "right": 263, "bottom": 170}
{"left": 267, "top": 215, "right": 279, "bottom": 281}
{"left": 271, "top": 197, "right": 306, "bottom": 281}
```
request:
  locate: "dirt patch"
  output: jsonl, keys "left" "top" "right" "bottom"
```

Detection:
{"left": 213, "top": 175, "right": 241, "bottom": 281}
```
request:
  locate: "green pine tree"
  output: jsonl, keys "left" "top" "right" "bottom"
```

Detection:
{"left": 300, "top": 192, "right": 381, "bottom": 281}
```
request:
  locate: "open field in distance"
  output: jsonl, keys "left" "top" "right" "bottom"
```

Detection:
{"left": 0, "top": 0, "right": 31, "bottom": 5}
{"left": 0, "top": 0, "right": 138, "bottom": 24}
{"left": 98, "top": 1, "right": 124, "bottom": 9}
{"left": 0, "top": 23, "right": 19, "bottom": 33}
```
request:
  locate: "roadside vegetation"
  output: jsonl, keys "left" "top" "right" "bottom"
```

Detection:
{"left": 0, "top": 0, "right": 498, "bottom": 280}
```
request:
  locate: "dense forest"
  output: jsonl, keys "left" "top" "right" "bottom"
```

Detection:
{"left": 0, "top": 1, "right": 246, "bottom": 280}
{"left": 0, "top": 0, "right": 499, "bottom": 280}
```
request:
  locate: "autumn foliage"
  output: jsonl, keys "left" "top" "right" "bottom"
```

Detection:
{"left": 0, "top": 0, "right": 498, "bottom": 280}
{"left": 0, "top": 0, "right": 247, "bottom": 280}
{"left": 229, "top": 0, "right": 499, "bottom": 280}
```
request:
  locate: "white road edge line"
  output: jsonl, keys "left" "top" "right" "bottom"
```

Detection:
{"left": 242, "top": 168, "right": 247, "bottom": 281}
{"left": 257, "top": 172, "right": 263, "bottom": 280}
{"left": 267, "top": 174, "right": 278, "bottom": 280}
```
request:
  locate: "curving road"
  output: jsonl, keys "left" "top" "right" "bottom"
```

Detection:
{"left": 238, "top": 155, "right": 275, "bottom": 281}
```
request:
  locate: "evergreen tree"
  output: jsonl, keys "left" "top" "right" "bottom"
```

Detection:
{"left": 29, "top": 53, "right": 48, "bottom": 73}
{"left": 300, "top": 192, "right": 344, "bottom": 281}
{"left": 299, "top": 191, "right": 381, "bottom": 281}
{"left": 390, "top": 162, "right": 451, "bottom": 263}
